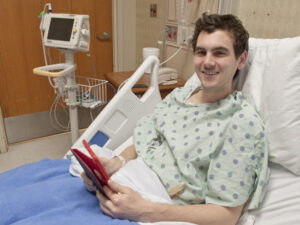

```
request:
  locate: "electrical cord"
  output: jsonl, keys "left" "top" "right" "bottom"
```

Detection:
{"left": 50, "top": 94, "right": 68, "bottom": 131}
{"left": 49, "top": 90, "right": 72, "bottom": 132}
{"left": 159, "top": 45, "right": 183, "bottom": 66}
{"left": 117, "top": 78, "right": 129, "bottom": 92}
{"left": 107, "top": 82, "right": 117, "bottom": 95}
{"left": 39, "top": 4, "right": 57, "bottom": 90}
{"left": 159, "top": 36, "right": 193, "bottom": 66}
{"left": 87, "top": 52, "right": 97, "bottom": 78}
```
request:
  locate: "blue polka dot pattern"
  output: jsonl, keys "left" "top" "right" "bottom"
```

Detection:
{"left": 133, "top": 86, "right": 269, "bottom": 208}
{"left": 233, "top": 194, "right": 239, "bottom": 199}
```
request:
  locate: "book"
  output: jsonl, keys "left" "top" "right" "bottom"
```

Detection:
{"left": 71, "top": 139, "right": 110, "bottom": 196}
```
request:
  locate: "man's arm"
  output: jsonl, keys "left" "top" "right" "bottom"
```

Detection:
{"left": 118, "top": 144, "right": 137, "bottom": 163}
{"left": 97, "top": 180, "right": 243, "bottom": 225}
{"left": 145, "top": 200, "right": 243, "bottom": 225}
{"left": 109, "top": 144, "right": 138, "bottom": 171}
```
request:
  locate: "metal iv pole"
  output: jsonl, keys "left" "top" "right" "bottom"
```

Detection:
{"left": 64, "top": 50, "right": 79, "bottom": 144}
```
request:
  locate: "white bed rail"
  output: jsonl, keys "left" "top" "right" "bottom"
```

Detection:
{"left": 72, "top": 56, "right": 162, "bottom": 150}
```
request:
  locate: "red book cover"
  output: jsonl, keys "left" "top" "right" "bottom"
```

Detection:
{"left": 71, "top": 140, "right": 110, "bottom": 196}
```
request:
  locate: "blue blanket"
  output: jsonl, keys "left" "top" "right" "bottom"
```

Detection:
{"left": 0, "top": 159, "right": 138, "bottom": 225}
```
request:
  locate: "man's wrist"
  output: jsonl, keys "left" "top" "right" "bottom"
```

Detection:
{"left": 116, "top": 155, "right": 126, "bottom": 167}
{"left": 140, "top": 201, "right": 168, "bottom": 222}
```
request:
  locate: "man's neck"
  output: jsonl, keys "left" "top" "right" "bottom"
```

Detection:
{"left": 188, "top": 87, "right": 233, "bottom": 104}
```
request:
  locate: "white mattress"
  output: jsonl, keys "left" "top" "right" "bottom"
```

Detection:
{"left": 249, "top": 162, "right": 300, "bottom": 225}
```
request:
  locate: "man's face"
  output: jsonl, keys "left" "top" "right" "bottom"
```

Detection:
{"left": 194, "top": 30, "right": 246, "bottom": 94}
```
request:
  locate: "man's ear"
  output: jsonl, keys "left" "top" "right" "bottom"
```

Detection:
{"left": 237, "top": 51, "right": 248, "bottom": 70}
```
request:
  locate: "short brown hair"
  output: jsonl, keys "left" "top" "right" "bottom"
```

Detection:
{"left": 192, "top": 13, "right": 249, "bottom": 58}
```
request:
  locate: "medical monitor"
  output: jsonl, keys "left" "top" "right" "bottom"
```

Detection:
{"left": 47, "top": 18, "right": 74, "bottom": 41}
{"left": 42, "top": 13, "right": 90, "bottom": 52}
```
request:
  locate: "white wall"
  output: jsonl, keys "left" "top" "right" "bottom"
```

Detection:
{"left": 112, "top": 0, "right": 136, "bottom": 72}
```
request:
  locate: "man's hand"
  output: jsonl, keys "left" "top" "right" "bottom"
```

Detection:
{"left": 81, "top": 156, "right": 122, "bottom": 192}
{"left": 81, "top": 172, "right": 97, "bottom": 192}
{"left": 96, "top": 180, "right": 152, "bottom": 222}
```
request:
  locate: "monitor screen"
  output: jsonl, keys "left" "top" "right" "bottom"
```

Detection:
{"left": 47, "top": 18, "right": 74, "bottom": 41}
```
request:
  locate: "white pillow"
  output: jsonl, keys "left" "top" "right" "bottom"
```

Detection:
{"left": 236, "top": 37, "right": 300, "bottom": 175}
{"left": 185, "top": 37, "right": 300, "bottom": 175}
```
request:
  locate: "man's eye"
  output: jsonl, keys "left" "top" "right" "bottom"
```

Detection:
{"left": 214, "top": 51, "right": 226, "bottom": 56}
{"left": 196, "top": 51, "right": 206, "bottom": 56}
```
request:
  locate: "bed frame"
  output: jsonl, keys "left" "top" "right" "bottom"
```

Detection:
{"left": 72, "top": 56, "right": 162, "bottom": 151}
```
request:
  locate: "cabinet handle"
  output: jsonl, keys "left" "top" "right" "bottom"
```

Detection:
{"left": 96, "top": 32, "right": 111, "bottom": 41}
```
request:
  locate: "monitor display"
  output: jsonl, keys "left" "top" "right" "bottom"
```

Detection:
{"left": 47, "top": 18, "right": 74, "bottom": 41}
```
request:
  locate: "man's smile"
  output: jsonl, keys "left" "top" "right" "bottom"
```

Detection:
{"left": 202, "top": 71, "right": 219, "bottom": 76}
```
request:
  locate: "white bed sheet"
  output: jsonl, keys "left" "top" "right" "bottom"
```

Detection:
{"left": 248, "top": 162, "right": 300, "bottom": 225}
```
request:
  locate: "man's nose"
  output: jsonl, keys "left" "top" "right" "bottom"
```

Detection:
{"left": 203, "top": 53, "right": 215, "bottom": 68}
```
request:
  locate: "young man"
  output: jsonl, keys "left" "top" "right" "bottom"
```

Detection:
{"left": 82, "top": 14, "right": 268, "bottom": 225}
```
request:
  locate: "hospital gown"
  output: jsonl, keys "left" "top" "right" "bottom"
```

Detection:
{"left": 133, "top": 85, "right": 268, "bottom": 210}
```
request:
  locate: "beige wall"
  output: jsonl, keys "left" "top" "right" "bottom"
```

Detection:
{"left": 239, "top": 0, "right": 300, "bottom": 38}
{"left": 117, "top": 0, "right": 300, "bottom": 72}
{"left": 166, "top": 0, "right": 300, "bottom": 79}
{"left": 136, "top": 0, "right": 165, "bottom": 67}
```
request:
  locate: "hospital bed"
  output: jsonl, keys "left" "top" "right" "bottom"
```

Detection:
{"left": 1, "top": 36, "right": 300, "bottom": 225}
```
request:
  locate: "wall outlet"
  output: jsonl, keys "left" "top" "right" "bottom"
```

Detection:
{"left": 166, "top": 25, "right": 177, "bottom": 42}
{"left": 177, "top": 25, "right": 194, "bottom": 45}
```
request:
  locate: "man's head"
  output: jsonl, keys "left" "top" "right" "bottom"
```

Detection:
{"left": 192, "top": 13, "right": 249, "bottom": 59}
{"left": 192, "top": 14, "right": 249, "bottom": 99}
